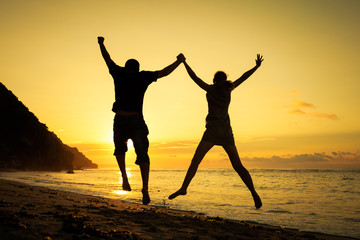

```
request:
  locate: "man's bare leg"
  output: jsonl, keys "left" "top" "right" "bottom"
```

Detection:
{"left": 115, "top": 155, "right": 131, "bottom": 191}
{"left": 223, "top": 145, "right": 262, "bottom": 209}
{"left": 139, "top": 162, "right": 150, "bottom": 205}
{"left": 169, "top": 141, "right": 213, "bottom": 200}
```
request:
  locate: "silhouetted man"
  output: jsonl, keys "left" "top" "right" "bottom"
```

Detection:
{"left": 98, "top": 36, "right": 184, "bottom": 205}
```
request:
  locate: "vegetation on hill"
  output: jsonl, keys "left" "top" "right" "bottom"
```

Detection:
{"left": 0, "top": 82, "right": 98, "bottom": 171}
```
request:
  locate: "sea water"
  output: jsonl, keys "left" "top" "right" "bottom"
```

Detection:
{"left": 0, "top": 169, "right": 359, "bottom": 239}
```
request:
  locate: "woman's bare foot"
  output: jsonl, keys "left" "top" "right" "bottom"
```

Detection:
{"left": 252, "top": 192, "right": 262, "bottom": 209}
{"left": 122, "top": 180, "right": 131, "bottom": 191}
{"left": 168, "top": 189, "right": 187, "bottom": 200}
{"left": 142, "top": 189, "right": 150, "bottom": 205}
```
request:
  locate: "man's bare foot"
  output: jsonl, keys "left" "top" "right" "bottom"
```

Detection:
{"left": 168, "top": 189, "right": 187, "bottom": 200}
{"left": 122, "top": 180, "right": 131, "bottom": 191}
{"left": 142, "top": 189, "right": 150, "bottom": 205}
{"left": 252, "top": 192, "right": 262, "bottom": 209}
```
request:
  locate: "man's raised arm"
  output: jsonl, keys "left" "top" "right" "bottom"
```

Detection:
{"left": 98, "top": 36, "right": 114, "bottom": 67}
{"left": 157, "top": 54, "right": 185, "bottom": 79}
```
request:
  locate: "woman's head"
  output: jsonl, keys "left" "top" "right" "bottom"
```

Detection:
{"left": 213, "top": 71, "right": 227, "bottom": 84}
{"left": 213, "top": 71, "right": 233, "bottom": 90}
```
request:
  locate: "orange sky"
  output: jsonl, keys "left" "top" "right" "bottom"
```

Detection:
{"left": 1, "top": 0, "right": 360, "bottom": 169}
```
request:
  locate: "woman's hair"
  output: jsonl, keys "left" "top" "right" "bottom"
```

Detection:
{"left": 213, "top": 71, "right": 227, "bottom": 83}
{"left": 213, "top": 71, "right": 233, "bottom": 89}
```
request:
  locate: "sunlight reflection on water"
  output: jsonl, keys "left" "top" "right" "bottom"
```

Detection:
{"left": 113, "top": 189, "right": 128, "bottom": 196}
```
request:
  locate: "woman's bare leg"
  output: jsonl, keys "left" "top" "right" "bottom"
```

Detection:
{"left": 169, "top": 141, "right": 214, "bottom": 199}
{"left": 223, "top": 145, "right": 262, "bottom": 209}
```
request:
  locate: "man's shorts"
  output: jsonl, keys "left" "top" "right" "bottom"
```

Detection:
{"left": 113, "top": 114, "right": 150, "bottom": 165}
{"left": 201, "top": 118, "right": 235, "bottom": 146}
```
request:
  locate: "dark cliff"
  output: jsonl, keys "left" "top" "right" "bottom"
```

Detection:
{"left": 0, "top": 82, "right": 98, "bottom": 171}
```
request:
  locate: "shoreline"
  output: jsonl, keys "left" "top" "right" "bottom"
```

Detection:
{"left": 0, "top": 179, "right": 356, "bottom": 240}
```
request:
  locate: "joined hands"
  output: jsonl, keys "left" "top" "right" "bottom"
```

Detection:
{"left": 177, "top": 53, "right": 186, "bottom": 63}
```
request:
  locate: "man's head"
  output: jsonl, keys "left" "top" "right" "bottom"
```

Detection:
{"left": 125, "top": 59, "right": 140, "bottom": 73}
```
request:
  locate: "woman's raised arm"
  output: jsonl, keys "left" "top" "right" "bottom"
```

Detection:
{"left": 183, "top": 60, "right": 209, "bottom": 91}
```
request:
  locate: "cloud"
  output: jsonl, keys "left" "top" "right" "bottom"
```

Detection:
{"left": 293, "top": 99, "right": 314, "bottom": 108}
{"left": 237, "top": 136, "right": 277, "bottom": 143}
{"left": 287, "top": 99, "right": 339, "bottom": 120}
{"left": 311, "top": 112, "right": 339, "bottom": 120}
{"left": 290, "top": 108, "right": 306, "bottom": 115}
{"left": 195, "top": 149, "right": 360, "bottom": 169}
{"left": 288, "top": 89, "right": 300, "bottom": 95}
{"left": 242, "top": 151, "right": 360, "bottom": 168}
{"left": 151, "top": 140, "right": 198, "bottom": 150}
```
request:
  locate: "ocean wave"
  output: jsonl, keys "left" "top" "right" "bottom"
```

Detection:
{"left": 267, "top": 210, "right": 293, "bottom": 214}
{"left": 344, "top": 218, "right": 360, "bottom": 223}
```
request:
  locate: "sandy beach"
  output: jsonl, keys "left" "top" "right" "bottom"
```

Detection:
{"left": 0, "top": 179, "right": 354, "bottom": 240}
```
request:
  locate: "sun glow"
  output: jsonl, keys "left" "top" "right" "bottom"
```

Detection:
{"left": 117, "top": 169, "right": 133, "bottom": 179}
{"left": 113, "top": 189, "right": 128, "bottom": 196}
{"left": 113, "top": 169, "right": 134, "bottom": 195}
{"left": 127, "top": 139, "right": 134, "bottom": 151}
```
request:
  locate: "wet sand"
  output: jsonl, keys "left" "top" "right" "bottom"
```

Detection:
{"left": 0, "top": 179, "right": 354, "bottom": 240}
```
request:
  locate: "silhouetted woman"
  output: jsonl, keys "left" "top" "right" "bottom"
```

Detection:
{"left": 169, "top": 54, "right": 263, "bottom": 209}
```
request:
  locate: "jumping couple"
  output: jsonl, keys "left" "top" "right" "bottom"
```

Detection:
{"left": 98, "top": 36, "right": 263, "bottom": 209}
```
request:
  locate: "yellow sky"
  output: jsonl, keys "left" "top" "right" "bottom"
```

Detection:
{"left": 1, "top": 0, "right": 360, "bottom": 169}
